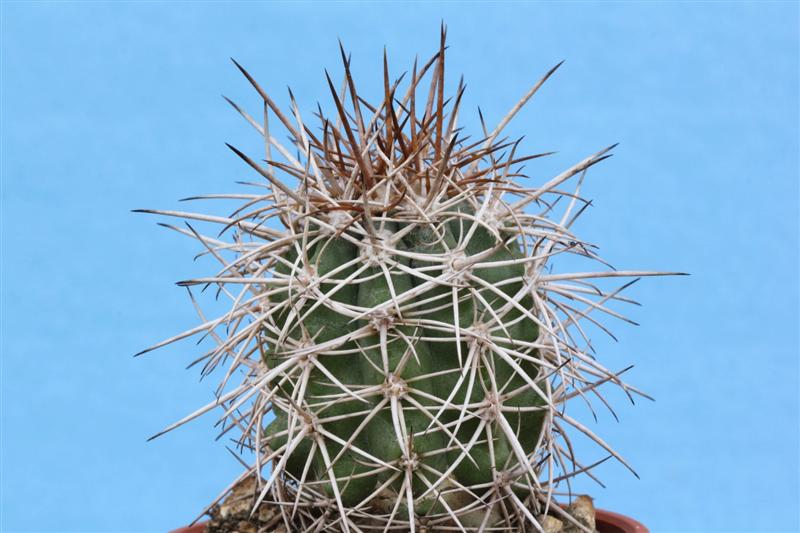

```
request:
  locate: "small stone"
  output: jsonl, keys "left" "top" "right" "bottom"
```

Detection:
{"left": 235, "top": 520, "right": 257, "bottom": 533}
{"left": 218, "top": 476, "right": 259, "bottom": 518}
{"left": 537, "top": 514, "right": 564, "bottom": 533}
{"left": 563, "top": 495, "right": 596, "bottom": 533}
{"left": 255, "top": 504, "right": 277, "bottom": 523}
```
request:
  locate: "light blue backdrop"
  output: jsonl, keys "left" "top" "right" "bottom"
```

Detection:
{"left": 2, "top": 2, "right": 797, "bottom": 532}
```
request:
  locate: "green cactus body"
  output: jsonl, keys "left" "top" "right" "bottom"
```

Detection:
{"left": 262, "top": 211, "right": 545, "bottom": 512}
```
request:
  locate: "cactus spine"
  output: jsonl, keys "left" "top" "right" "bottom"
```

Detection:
{"left": 140, "top": 28, "right": 676, "bottom": 532}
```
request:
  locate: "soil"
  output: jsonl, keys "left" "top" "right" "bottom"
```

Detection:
{"left": 204, "top": 476, "right": 287, "bottom": 533}
{"left": 204, "top": 477, "right": 598, "bottom": 533}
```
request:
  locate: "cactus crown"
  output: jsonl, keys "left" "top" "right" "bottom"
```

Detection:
{"left": 140, "top": 27, "right": 675, "bottom": 532}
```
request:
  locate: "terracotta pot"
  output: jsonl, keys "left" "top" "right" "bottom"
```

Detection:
{"left": 169, "top": 509, "right": 648, "bottom": 533}
{"left": 595, "top": 508, "right": 649, "bottom": 533}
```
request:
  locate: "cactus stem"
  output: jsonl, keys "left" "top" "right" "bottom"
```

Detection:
{"left": 136, "top": 33, "right": 682, "bottom": 530}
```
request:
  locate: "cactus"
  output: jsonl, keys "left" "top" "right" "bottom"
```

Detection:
{"left": 139, "top": 27, "right": 678, "bottom": 532}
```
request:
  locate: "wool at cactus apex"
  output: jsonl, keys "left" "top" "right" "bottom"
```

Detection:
{"left": 1, "top": 2, "right": 797, "bottom": 533}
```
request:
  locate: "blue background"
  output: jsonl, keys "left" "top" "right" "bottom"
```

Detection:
{"left": 2, "top": 2, "right": 798, "bottom": 532}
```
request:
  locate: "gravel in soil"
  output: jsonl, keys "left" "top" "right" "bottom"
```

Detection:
{"left": 205, "top": 477, "right": 598, "bottom": 533}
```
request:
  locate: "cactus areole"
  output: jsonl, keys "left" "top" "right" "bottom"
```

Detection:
{"left": 140, "top": 28, "right": 675, "bottom": 532}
